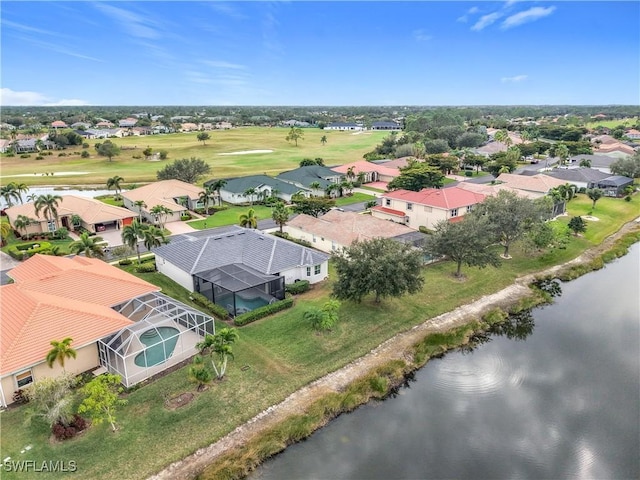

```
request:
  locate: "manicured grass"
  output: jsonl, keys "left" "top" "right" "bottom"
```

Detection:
{"left": 0, "top": 128, "right": 387, "bottom": 187}
{"left": 187, "top": 205, "right": 274, "bottom": 229}
{"left": 95, "top": 195, "right": 124, "bottom": 207}
{"left": 334, "top": 192, "right": 375, "bottom": 206}
{"left": 1, "top": 195, "right": 638, "bottom": 480}
{"left": 583, "top": 117, "right": 638, "bottom": 129}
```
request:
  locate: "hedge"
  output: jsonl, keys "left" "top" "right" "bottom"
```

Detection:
{"left": 8, "top": 241, "right": 53, "bottom": 260}
{"left": 234, "top": 298, "right": 294, "bottom": 326}
{"left": 135, "top": 262, "right": 156, "bottom": 273}
{"left": 285, "top": 280, "right": 310, "bottom": 295}
{"left": 118, "top": 258, "right": 133, "bottom": 266}
{"left": 272, "top": 231, "right": 313, "bottom": 248}
{"left": 190, "top": 292, "right": 229, "bottom": 320}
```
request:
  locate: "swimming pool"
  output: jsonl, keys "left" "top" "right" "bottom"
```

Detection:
{"left": 134, "top": 326, "right": 180, "bottom": 368}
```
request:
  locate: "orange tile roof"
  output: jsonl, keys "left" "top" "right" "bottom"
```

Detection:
{"left": 1, "top": 255, "right": 159, "bottom": 375}
{"left": 331, "top": 160, "right": 399, "bottom": 177}
{"left": 121, "top": 180, "right": 203, "bottom": 213}
{"left": 370, "top": 205, "right": 406, "bottom": 217}
{"left": 383, "top": 187, "right": 485, "bottom": 210}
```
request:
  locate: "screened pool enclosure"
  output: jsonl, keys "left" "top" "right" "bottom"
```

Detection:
{"left": 98, "top": 292, "right": 214, "bottom": 387}
{"left": 194, "top": 263, "right": 286, "bottom": 317}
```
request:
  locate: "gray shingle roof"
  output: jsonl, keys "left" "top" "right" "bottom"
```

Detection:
{"left": 206, "top": 175, "right": 303, "bottom": 195}
{"left": 153, "top": 226, "right": 329, "bottom": 275}
{"left": 596, "top": 175, "right": 634, "bottom": 187}
{"left": 544, "top": 168, "right": 610, "bottom": 183}
{"left": 276, "top": 165, "right": 343, "bottom": 189}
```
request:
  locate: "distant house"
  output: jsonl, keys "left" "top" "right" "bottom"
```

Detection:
{"left": 282, "top": 120, "right": 310, "bottom": 127}
{"left": 494, "top": 173, "right": 566, "bottom": 198}
{"left": 371, "top": 121, "right": 401, "bottom": 131}
{"left": 625, "top": 129, "right": 640, "bottom": 140}
{"left": 276, "top": 165, "right": 344, "bottom": 196}
{"left": 475, "top": 141, "right": 508, "bottom": 157}
{"left": 132, "top": 126, "right": 152, "bottom": 136}
{"left": 121, "top": 180, "right": 205, "bottom": 224}
{"left": 51, "top": 120, "right": 68, "bottom": 129}
{"left": 86, "top": 128, "right": 124, "bottom": 138}
{"left": 5, "top": 195, "right": 135, "bottom": 236}
{"left": 0, "top": 254, "right": 215, "bottom": 404}
{"left": 569, "top": 154, "right": 618, "bottom": 173}
{"left": 70, "top": 122, "right": 91, "bottom": 129}
{"left": 153, "top": 226, "right": 329, "bottom": 317}
{"left": 324, "top": 122, "right": 364, "bottom": 131}
{"left": 285, "top": 209, "right": 423, "bottom": 253}
{"left": 542, "top": 167, "right": 611, "bottom": 190}
{"left": 181, "top": 123, "right": 199, "bottom": 132}
{"left": 589, "top": 176, "right": 634, "bottom": 197}
{"left": 372, "top": 187, "right": 485, "bottom": 230}
{"left": 118, "top": 118, "right": 138, "bottom": 128}
{"left": 0, "top": 139, "right": 12, "bottom": 153}
{"left": 206, "top": 175, "right": 307, "bottom": 205}
{"left": 95, "top": 121, "right": 115, "bottom": 128}
{"left": 215, "top": 121, "right": 232, "bottom": 130}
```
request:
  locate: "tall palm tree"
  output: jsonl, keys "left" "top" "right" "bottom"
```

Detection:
{"left": 320, "top": 135, "right": 327, "bottom": 145}
{"left": 34, "top": 194, "right": 62, "bottom": 230}
{"left": 26, "top": 193, "right": 38, "bottom": 203}
{"left": 0, "top": 183, "right": 20, "bottom": 207}
{"left": 13, "top": 183, "right": 28, "bottom": 204}
{"left": 149, "top": 205, "right": 172, "bottom": 230}
{"left": 13, "top": 214, "right": 34, "bottom": 238}
{"left": 69, "top": 232, "right": 105, "bottom": 258}
{"left": 133, "top": 200, "right": 147, "bottom": 221}
{"left": 208, "top": 179, "right": 227, "bottom": 206}
{"left": 196, "top": 328, "right": 239, "bottom": 380}
{"left": 243, "top": 188, "right": 257, "bottom": 206}
{"left": 309, "top": 181, "right": 322, "bottom": 193}
{"left": 272, "top": 203, "right": 290, "bottom": 234}
{"left": 346, "top": 166, "right": 355, "bottom": 181}
{"left": 106, "top": 175, "right": 124, "bottom": 199}
{"left": 121, "top": 219, "right": 147, "bottom": 263}
{"left": 239, "top": 208, "right": 258, "bottom": 229}
{"left": 46, "top": 338, "right": 77, "bottom": 371}
{"left": 555, "top": 143, "right": 570, "bottom": 166}
{"left": 142, "top": 225, "right": 167, "bottom": 251}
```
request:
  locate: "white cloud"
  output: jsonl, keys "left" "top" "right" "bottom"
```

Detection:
{"left": 458, "top": 6, "right": 480, "bottom": 22}
{"left": 413, "top": 29, "right": 432, "bottom": 41}
{"left": 501, "top": 75, "right": 528, "bottom": 83}
{"left": 94, "top": 3, "right": 160, "bottom": 39}
{"left": 471, "top": 12, "right": 503, "bottom": 31}
{"left": 202, "top": 60, "right": 247, "bottom": 70}
{"left": 0, "top": 88, "right": 88, "bottom": 106}
{"left": 501, "top": 6, "right": 556, "bottom": 29}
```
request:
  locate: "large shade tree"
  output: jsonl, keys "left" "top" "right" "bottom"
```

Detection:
{"left": 332, "top": 237, "right": 424, "bottom": 303}
{"left": 425, "top": 215, "right": 501, "bottom": 278}
{"left": 157, "top": 157, "right": 211, "bottom": 184}
{"left": 96, "top": 140, "right": 121, "bottom": 162}
{"left": 387, "top": 161, "right": 445, "bottom": 191}
{"left": 290, "top": 194, "right": 335, "bottom": 217}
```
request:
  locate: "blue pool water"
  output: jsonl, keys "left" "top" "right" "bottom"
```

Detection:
{"left": 134, "top": 326, "right": 180, "bottom": 367}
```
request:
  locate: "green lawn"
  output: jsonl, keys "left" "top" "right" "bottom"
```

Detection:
{"left": 0, "top": 128, "right": 386, "bottom": 187}
{"left": 187, "top": 205, "right": 274, "bottom": 229}
{"left": 334, "top": 192, "right": 375, "bottom": 206}
{"left": 1, "top": 194, "right": 638, "bottom": 480}
{"left": 583, "top": 117, "right": 638, "bottom": 129}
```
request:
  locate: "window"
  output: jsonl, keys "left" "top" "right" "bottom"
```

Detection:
{"left": 467, "top": 205, "right": 473, "bottom": 213}
{"left": 312, "top": 235, "right": 316, "bottom": 243}
{"left": 16, "top": 370, "right": 33, "bottom": 388}
{"left": 331, "top": 241, "right": 337, "bottom": 251}
{"left": 306, "top": 266, "right": 311, "bottom": 276}
{"left": 406, "top": 203, "right": 413, "bottom": 211}
{"left": 47, "top": 220, "right": 56, "bottom": 232}
{"left": 314, "top": 264, "right": 321, "bottom": 275}
{"left": 451, "top": 208, "right": 459, "bottom": 217}
{"left": 385, "top": 199, "right": 391, "bottom": 207}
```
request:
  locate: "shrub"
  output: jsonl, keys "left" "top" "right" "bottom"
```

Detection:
{"left": 135, "top": 262, "right": 156, "bottom": 273}
{"left": 465, "top": 171, "right": 473, "bottom": 177}
{"left": 53, "top": 227, "right": 68, "bottom": 240}
{"left": 190, "top": 292, "right": 230, "bottom": 319}
{"left": 12, "top": 389, "right": 29, "bottom": 405}
{"left": 118, "top": 258, "right": 133, "bottom": 266}
{"left": 20, "top": 154, "right": 31, "bottom": 158}
{"left": 132, "top": 155, "right": 142, "bottom": 159}
{"left": 8, "top": 241, "right": 53, "bottom": 259}
{"left": 81, "top": 151, "right": 90, "bottom": 158}
{"left": 82, "top": 143, "right": 90, "bottom": 149}
{"left": 624, "top": 195, "right": 632, "bottom": 202}
{"left": 58, "top": 153, "right": 67, "bottom": 157}
{"left": 418, "top": 225, "right": 432, "bottom": 234}
{"left": 285, "top": 280, "right": 310, "bottom": 295}
{"left": 36, "top": 155, "right": 44, "bottom": 160}
{"left": 181, "top": 214, "right": 192, "bottom": 221}
{"left": 234, "top": 298, "right": 294, "bottom": 326}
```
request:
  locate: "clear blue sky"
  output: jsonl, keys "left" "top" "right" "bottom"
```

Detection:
{"left": 1, "top": 1, "right": 638, "bottom": 106}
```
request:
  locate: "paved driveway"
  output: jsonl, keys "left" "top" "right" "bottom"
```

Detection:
{"left": 165, "top": 221, "right": 197, "bottom": 236}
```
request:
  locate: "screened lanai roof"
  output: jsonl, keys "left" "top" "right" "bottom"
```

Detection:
{"left": 197, "top": 263, "right": 280, "bottom": 292}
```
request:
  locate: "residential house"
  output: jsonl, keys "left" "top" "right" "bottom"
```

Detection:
{"left": 541, "top": 167, "right": 611, "bottom": 190}
{"left": 0, "top": 139, "right": 13, "bottom": 153}
{"left": 153, "top": 226, "right": 330, "bottom": 317}
{"left": 70, "top": 122, "right": 91, "bottom": 129}
{"left": 625, "top": 129, "right": 640, "bottom": 140}
{"left": 132, "top": 126, "right": 153, "bottom": 136}
{"left": 215, "top": 121, "right": 233, "bottom": 130}
{"left": 86, "top": 128, "right": 124, "bottom": 138}
{"left": 494, "top": 173, "right": 566, "bottom": 198}
{"left": 569, "top": 154, "right": 619, "bottom": 173}
{"left": 50, "top": 120, "right": 68, "bottom": 129}
{"left": 371, "top": 121, "right": 401, "bottom": 130}
{"left": 475, "top": 141, "right": 508, "bottom": 157}
{"left": 589, "top": 176, "right": 634, "bottom": 197}
{"left": 371, "top": 187, "right": 486, "bottom": 230}
{"left": 330, "top": 160, "right": 400, "bottom": 185}
{"left": 324, "top": 122, "right": 364, "bottom": 131}
{"left": 206, "top": 175, "right": 307, "bottom": 205}
{"left": 284, "top": 209, "right": 424, "bottom": 253}
{"left": 276, "top": 165, "right": 344, "bottom": 196}
{"left": 181, "top": 123, "right": 199, "bottom": 132}
{"left": 95, "top": 121, "right": 115, "bottom": 128}
{"left": 0, "top": 254, "right": 215, "bottom": 405}
{"left": 118, "top": 118, "right": 138, "bottom": 128}
{"left": 121, "top": 179, "right": 205, "bottom": 224}
{"left": 5, "top": 195, "right": 136, "bottom": 236}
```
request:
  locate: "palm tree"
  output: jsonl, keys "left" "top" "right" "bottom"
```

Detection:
{"left": 69, "top": 232, "right": 105, "bottom": 258}
{"left": 239, "top": 208, "right": 258, "bottom": 229}
{"left": 121, "top": 219, "right": 147, "bottom": 263}
{"left": 26, "top": 193, "right": 38, "bottom": 203}
{"left": 272, "top": 202, "right": 290, "bottom": 233}
{"left": 70, "top": 214, "right": 82, "bottom": 231}
{"left": 196, "top": 328, "right": 239, "bottom": 380}
{"left": 208, "top": 179, "right": 227, "bottom": 206}
{"left": 270, "top": 188, "right": 281, "bottom": 200}
{"left": 320, "top": 135, "right": 327, "bottom": 145}
{"left": 46, "top": 338, "right": 77, "bottom": 371}
{"left": 587, "top": 188, "right": 604, "bottom": 209}
{"left": 133, "top": 200, "right": 147, "bottom": 221}
{"left": 494, "top": 129, "right": 512, "bottom": 147}
{"left": 579, "top": 159, "right": 592, "bottom": 168}
{"left": 0, "top": 222, "right": 12, "bottom": 246}
{"left": 309, "top": 181, "right": 322, "bottom": 193}
{"left": 149, "top": 205, "right": 172, "bottom": 230}
{"left": 0, "top": 183, "right": 20, "bottom": 207}
{"left": 106, "top": 175, "right": 124, "bottom": 200}
{"left": 34, "top": 194, "right": 62, "bottom": 230}
{"left": 243, "top": 187, "right": 257, "bottom": 206}
{"left": 346, "top": 166, "right": 356, "bottom": 181}
{"left": 142, "top": 225, "right": 166, "bottom": 251}
{"left": 13, "top": 214, "right": 34, "bottom": 238}
{"left": 519, "top": 130, "right": 532, "bottom": 143}
{"left": 555, "top": 143, "right": 570, "bottom": 166}
{"left": 13, "top": 183, "right": 28, "bottom": 204}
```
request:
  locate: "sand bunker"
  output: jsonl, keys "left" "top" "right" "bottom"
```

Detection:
{"left": 3, "top": 172, "right": 91, "bottom": 178}
{"left": 217, "top": 150, "right": 273, "bottom": 156}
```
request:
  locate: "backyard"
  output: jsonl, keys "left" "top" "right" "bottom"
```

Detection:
{"left": 1, "top": 194, "right": 638, "bottom": 480}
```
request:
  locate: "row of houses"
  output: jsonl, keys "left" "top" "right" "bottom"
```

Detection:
{"left": 323, "top": 121, "right": 402, "bottom": 131}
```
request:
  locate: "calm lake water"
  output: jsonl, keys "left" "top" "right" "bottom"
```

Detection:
{"left": 250, "top": 244, "right": 640, "bottom": 480}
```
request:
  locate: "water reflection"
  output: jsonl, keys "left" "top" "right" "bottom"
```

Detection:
{"left": 488, "top": 309, "right": 536, "bottom": 342}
